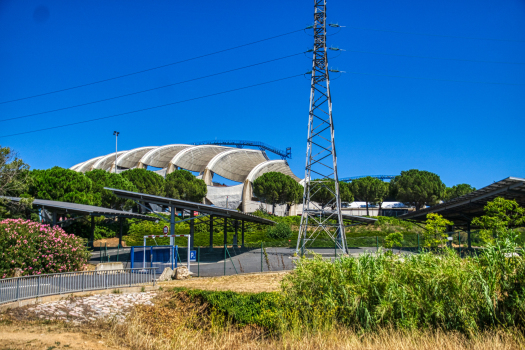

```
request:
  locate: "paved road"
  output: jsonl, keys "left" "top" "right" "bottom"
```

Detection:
{"left": 89, "top": 246, "right": 417, "bottom": 277}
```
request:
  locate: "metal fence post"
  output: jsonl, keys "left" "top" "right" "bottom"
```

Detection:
{"left": 37, "top": 276, "right": 40, "bottom": 298}
{"left": 16, "top": 278, "right": 20, "bottom": 301}
{"left": 105, "top": 271, "right": 108, "bottom": 289}
{"left": 82, "top": 272, "right": 85, "bottom": 292}
{"left": 261, "top": 242, "right": 263, "bottom": 272}
{"left": 59, "top": 274, "right": 62, "bottom": 294}
{"left": 224, "top": 244, "right": 226, "bottom": 276}
{"left": 153, "top": 269, "right": 156, "bottom": 286}
{"left": 198, "top": 246, "right": 200, "bottom": 277}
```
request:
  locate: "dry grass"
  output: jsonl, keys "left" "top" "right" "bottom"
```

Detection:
{"left": 159, "top": 271, "right": 287, "bottom": 293}
{"left": 106, "top": 316, "right": 525, "bottom": 350}
{"left": 1, "top": 289, "right": 524, "bottom": 350}
{"left": 99, "top": 290, "right": 525, "bottom": 350}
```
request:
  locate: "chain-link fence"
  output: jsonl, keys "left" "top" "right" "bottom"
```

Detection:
{"left": 84, "top": 230, "right": 504, "bottom": 277}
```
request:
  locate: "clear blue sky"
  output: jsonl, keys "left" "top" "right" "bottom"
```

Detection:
{"left": 1, "top": 0, "right": 524, "bottom": 189}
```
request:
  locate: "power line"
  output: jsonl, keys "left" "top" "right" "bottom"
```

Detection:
{"left": 0, "top": 52, "right": 304, "bottom": 123}
{"left": 346, "top": 71, "right": 525, "bottom": 86}
{"left": 346, "top": 26, "right": 525, "bottom": 43}
{"left": 0, "top": 74, "right": 303, "bottom": 138}
{"left": 345, "top": 49, "right": 525, "bottom": 65}
{"left": 0, "top": 29, "right": 304, "bottom": 105}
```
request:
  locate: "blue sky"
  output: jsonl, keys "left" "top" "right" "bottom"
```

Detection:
{"left": 1, "top": 0, "right": 524, "bottom": 189}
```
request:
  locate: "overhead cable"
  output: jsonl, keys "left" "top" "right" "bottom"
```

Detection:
{"left": 0, "top": 74, "right": 303, "bottom": 138}
{"left": 0, "top": 29, "right": 304, "bottom": 105}
{"left": 345, "top": 49, "right": 525, "bottom": 65}
{"left": 0, "top": 52, "right": 304, "bottom": 123}
{"left": 346, "top": 26, "right": 525, "bottom": 43}
{"left": 346, "top": 71, "right": 525, "bottom": 86}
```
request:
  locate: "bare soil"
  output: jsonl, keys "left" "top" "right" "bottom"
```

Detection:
{"left": 159, "top": 271, "right": 288, "bottom": 293}
{"left": 0, "top": 321, "right": 121, "bottom": 349}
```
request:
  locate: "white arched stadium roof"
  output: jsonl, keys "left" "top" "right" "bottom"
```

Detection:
{"left": 70, "top": 155, "right": 106, "bottom": 173}
{"left": 207, "top": 149, "right": 268, "bottom": 183}
{"left": 139, "top": 144, "right": 191, "bottom": 168}
{"left": 170, "top": 145, "right": 230, "bottom": 173}
{"left": 116, "top": 146, "right": 157, "bottom": 169}
{"left": 92, "top": 151, "right": 128, "bottom": 171}
{"left": 71, "top": 144, "right": 301, "bottom": 186}
{"left": 246, "top": 160, "right": 301, "bottom": 183}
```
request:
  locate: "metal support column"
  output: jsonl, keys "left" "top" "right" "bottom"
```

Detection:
{"left": 209, "top": 215, "right": 214, "bottom": 251}
{"left": 223, "top": 218, "right": 228, "bottom": 253}
{"left": 241, "top": 220, "right": 245, "bottom": 248}
{"left": 52, "top": 211, "right": 57, "bottom": 227}
{"left": 90, "top": 215, "right": 95, "bottom": 247}
{"left": 467, "top": 222, "right": 472, "bottom": 249}
{"left": 233, "top": 220, "right": 238, "bottom": 248}
{"left": 189, "top": 210, "right": 195, "bottom": 250}
{"left": 170, "top": 206, "right": 175, "bottom": 246}
{"left": 118, "top": 217, "right": 123, "bottom": 248}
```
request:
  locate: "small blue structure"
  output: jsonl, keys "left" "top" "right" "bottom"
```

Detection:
{"left": 130, "top": 245, "right": 178, "bottom": 273}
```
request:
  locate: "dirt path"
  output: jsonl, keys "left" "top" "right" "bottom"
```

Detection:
{"left": 0, "top": 324, "right": 121, "bottom": 349}
{"left": 159, "top": 271, "right": 288, "bottom": 293}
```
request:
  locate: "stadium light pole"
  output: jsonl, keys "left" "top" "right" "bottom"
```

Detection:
{"left": 113, "top": 131, "right": 120, "bottom": 173}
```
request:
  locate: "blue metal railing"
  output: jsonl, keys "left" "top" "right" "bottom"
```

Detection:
{"left": 192, "top": 140, "right": 291, "bottom": 159}
{"left": 340, "top": 175, "right": 397, "bottom": 182}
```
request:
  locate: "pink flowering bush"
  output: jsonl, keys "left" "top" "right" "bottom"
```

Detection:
{"left": 0, "top": 219, "right": 90, "bottom": 278}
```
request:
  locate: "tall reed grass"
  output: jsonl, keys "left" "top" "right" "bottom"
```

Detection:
{"left": 282, "top": 235, "right": 525, "bottom": 333}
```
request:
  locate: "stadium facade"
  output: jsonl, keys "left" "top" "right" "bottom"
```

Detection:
{"left": 70, "top": 144, "right": 301, "bottom": 214}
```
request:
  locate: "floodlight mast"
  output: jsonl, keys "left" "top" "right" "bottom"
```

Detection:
{"left": 296, "top": 0, "right": 347, "bottom": 255}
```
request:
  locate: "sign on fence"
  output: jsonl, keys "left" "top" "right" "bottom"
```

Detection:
{"left": 190, "top": 250, "right": 197, "bottom": 262}
{"left": 163, "top": 226, "right": 168, "bottom": 234}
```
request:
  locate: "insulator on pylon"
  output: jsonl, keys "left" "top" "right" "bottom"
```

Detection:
{"left": 329, "top": 46, "right": 344, "bottom": 51}
{"left": 328, "top": 23, "right": 344, "bottom": 28}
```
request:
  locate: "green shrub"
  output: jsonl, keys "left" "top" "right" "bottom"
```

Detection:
{"left": 179, "top": 288, "right": 284, "bottom": 330}
{"left": 0, "top": 219, "right": 90, "bottom": 278}
{"left": 281, "top": 237, "right": 525, "bottom": 333}
{"left": 266, "top": 222, "right": 292, "bottom": 240}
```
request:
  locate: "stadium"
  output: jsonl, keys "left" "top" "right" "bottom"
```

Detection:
{"left": 70, "top": 142, "right": 301, "bottom": 214}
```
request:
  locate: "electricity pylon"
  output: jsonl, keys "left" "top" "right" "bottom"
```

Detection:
{"left": 296, "top": 0, "right": 347, "bottom": 255}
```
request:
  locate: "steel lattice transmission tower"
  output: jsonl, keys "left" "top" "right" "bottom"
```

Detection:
{"left": 296, "top": 0, "right": 347, "bottom": 255}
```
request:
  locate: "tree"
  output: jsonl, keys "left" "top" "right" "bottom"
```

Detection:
{"left": 120, "top": 168, "right": 165, "bottom": 196}
{"left": 424, "top": 213, "right": 453, "bottom": 248}
{"left": 445, "top": 184, "right": 476, "bottom": 201}
{"left": 0, "top": 146, "right": 33, "bottom": 218}
{"left": 390, "top": 169, "right": 446, "bottom": 210}
{"left": 253, "top": 172, "right": 303, "bottom": 214}
{"left": 84, "top": 169, "right": 137, "bottom": 209}
{"left": 472, "top": 197, "right": 525, "bottom": 244}
{"left": 384, "top": 232, "right": 404, "bottom": 253}
{"left": 309, "top": 179, "right": 353, "bottom": 210}
{"left": 373, "top": 181, "right": 390, "bottom": 216}
{"left": 27, "top": 167, "right": 96, "bottom": 205}
{"left": 351, "top": 176, "right": 389, "bottom": 216}
{"left": 164, "top": 169, "right": 207, "bottom": 203}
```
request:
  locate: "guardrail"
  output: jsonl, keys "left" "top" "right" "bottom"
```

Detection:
{"left": 0, "top": 268, "right": 157, "bottom": 305}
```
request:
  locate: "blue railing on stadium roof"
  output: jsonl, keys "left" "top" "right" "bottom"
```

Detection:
{"left": 192, "top": 140, "right": 291, "bottom": 159}
{"left": 340, "top": 175, "right": 397, "bottom": 182}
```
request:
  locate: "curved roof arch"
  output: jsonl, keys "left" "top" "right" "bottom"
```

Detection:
{"left": 116, "top": 146, "right": 157, "bottom": 169}
{"left": 139, "top": 144, "right": 191, "bottom": 168}
{"left": 170, "top": 145, "right": 231, "bottom": 172}
{"left": 207, "top": 149, "right": 268, "bottom": 183}
{"left": 246, "top": 160, "right": 301, "bottom": 183}
{"left": 74, "top": 156, "right": 105, "bottom": 173}
{"left": 70, "top": 162, "right": 86, "bottom": 171}
{"left": 92, "top": 151, "right": 128, "bottom": 171}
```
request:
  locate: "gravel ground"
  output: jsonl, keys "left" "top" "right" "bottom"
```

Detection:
{"left": 8, "top": 291, "right": 156, "bottom": 325}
